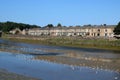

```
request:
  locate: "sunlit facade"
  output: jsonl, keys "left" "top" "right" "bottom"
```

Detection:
{"left": 28, "top": 26, "right": 115, "bottom": 38}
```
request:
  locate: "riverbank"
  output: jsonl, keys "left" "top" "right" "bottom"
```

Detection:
{"left": 2, "top": 34, "right": 120, "bottom": 51}
{"left": 0, "top": 69, "right": 39, "bottom": 80}
{"left": 0, "top": 37, "right": 120, "bottom": 80}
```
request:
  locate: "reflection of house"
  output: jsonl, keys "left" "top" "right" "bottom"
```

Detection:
{"left": 28, "top": 25, "right": 115, "bottom": 38}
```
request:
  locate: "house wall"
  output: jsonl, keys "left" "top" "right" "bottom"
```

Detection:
{"left": 12, "top": 26, "right": 115, "bottom": 38}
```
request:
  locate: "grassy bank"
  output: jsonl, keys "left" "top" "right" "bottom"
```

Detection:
{"left": 2, "top": 34, "right": 120, "bottom": 51}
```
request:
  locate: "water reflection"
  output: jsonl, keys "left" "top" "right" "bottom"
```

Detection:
{"left": 0, "top": 42, "right": 120, "bottom": 72}
{"left": 0, "top": 52, "right": 120, "bottom": 80}
{"left": 0, "top": 39, "right": 120, "bottom": 80}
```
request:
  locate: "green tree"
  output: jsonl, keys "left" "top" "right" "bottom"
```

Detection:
{"left": 46, "top": 24, "right": 54, "bottom": 28}
{"left": 114, "top": 22, "right": 120, "bottom": 35}
{"left": 0, "top": 21, "right": 40, "bottom": 32}
{"left": 0, "top": 22, "right": 3, "bottom": 30}
{"left": 57, "top": 23, "right": 62, "bottom": 27}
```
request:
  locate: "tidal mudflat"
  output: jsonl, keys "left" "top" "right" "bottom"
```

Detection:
{"left": 0, "top": 39, "right": 120, "bottom": 80}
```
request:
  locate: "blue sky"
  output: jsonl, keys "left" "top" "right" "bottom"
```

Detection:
{"left": 0, "top": 0, "right": 120, "bottom": 26}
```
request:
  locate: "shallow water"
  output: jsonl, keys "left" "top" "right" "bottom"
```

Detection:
{"left": 0, "top": 39, "right": 120, "bottom": 80}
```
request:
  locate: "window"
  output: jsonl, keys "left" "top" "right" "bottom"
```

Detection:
{"left": 94, "top": 33, "right": 96, "bottom": 36}
{"left": 74, "top": 33, "right": 76, "bottom": 35}
{"left": 98, "top": 29, "right": 100, "bottom": 32}
{"left": 105, "top": 29, "right": 107, "bottom": 32}
{"left": 91, "top": 33, "right": 93, "bottom": 36}
{"left": 105, "top": 33, "right": 107, "bottom": 36}
{"left": 97, "top": 33, "right": 100, "bottom": 36}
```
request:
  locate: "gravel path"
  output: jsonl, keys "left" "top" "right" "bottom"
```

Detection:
{"left": 0, "top": 69, "right": 40, "bottom": 80}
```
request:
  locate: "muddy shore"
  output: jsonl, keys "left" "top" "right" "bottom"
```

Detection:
{"left": 0, "top": 69, "right": 39, "bottom": 80}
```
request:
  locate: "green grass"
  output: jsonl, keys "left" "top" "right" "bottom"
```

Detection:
{"left": 2, "top": 34, "right": 120, "bottom": 51}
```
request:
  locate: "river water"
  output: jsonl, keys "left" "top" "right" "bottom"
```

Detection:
{"left": 0, "top": 39, "right": 120, "bottom": 80}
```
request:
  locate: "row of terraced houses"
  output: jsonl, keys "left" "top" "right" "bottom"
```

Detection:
{"left": 10, "top": 25, "right": 115, "bottom": 38}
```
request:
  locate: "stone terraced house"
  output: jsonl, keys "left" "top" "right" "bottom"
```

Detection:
{"left": 27, "top": 25, "right": 115, "bottom": 38}
{"left": 9, "top": 25, "right": 115, "bottom": 38}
